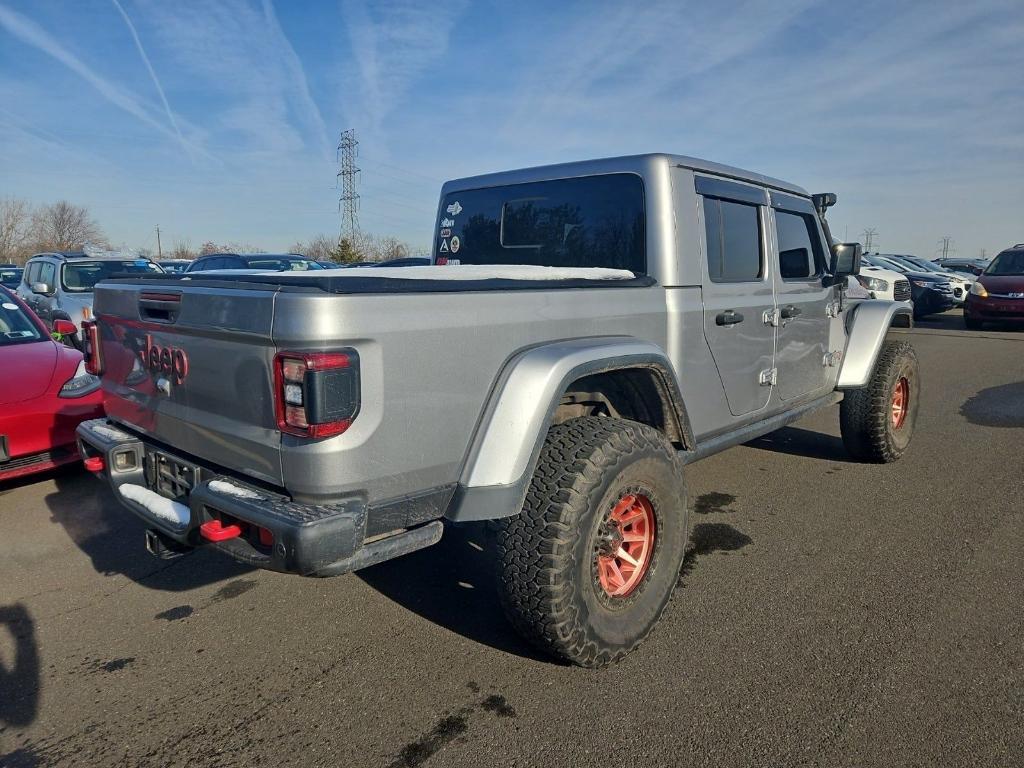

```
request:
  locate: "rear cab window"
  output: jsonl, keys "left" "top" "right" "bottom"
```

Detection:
{"left": 434, "top": 173, "right": 646, "bottom": 273}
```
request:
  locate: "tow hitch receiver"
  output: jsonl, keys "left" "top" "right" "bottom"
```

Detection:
{"left": 145, "top": 529, "right": 191, "bottom": 560}
{"left": 200, "top": 519, "right": 244, "bottom": 542}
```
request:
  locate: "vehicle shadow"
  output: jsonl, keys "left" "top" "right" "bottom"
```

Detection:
{"left": 43, "top": 468, "right": 251, "bottom": 591}
{"left": 356, "top": 522, "right": 554, "bottom": 663}
{"left": 745, "top": 426, "right": 852, "bottom": 462}
{"left": 960, "top": 381, "right": 1024, "bottom": 428}
{"left": 0, "top": 603, "right": 40, "bottom": 729}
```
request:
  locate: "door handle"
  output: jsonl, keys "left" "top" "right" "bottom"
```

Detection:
{"left": 780, "top": 305, "right": 802, "bottom": 319}
{"left": 715, "top": 310, "right": 744, "bottom": 326}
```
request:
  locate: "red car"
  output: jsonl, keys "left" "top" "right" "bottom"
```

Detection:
{"left": 0, "top": 287, "right": 104, "bottom": 482}
{"left": 964, "top": 245, "right": 1024, "bottom": 330}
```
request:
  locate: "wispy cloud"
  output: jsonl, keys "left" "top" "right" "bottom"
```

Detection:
{"left": 0, "top": 3, "right": 195, "bottom": 152}
{"left": 261, "top": 0, "right": 331, "bottom": 156}
{"left": 110, "top": 0, "right": 191, "bottom": 157}
{"left": 137, "top": 0, "right": 333, "bottom": 159}
{"left": 501, "top": 0, "right": 823, "bottom": 150}
{"left": 339, "top": 0, "right": 469, "bottom": 138}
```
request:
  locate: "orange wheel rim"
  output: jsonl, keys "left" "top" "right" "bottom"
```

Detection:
{"left": 892, "top": 377, "right": 909, "bottom": 430}
{"left": 596, "top": 494, "right": 656, "bottom": 598}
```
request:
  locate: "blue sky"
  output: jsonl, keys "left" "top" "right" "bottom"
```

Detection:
{"left": 1, "top": 0, "right": 1021, "bottom": 258}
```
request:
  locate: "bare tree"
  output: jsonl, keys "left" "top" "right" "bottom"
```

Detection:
{"left": 30, "top": 200, "right": 106, "bottom": 251}
{"left": 291, "top": 234, "right": 338, "bottom": 261}
{"left": 375, "top": 236, "right": 409, "bottom": 261}
{"left": 0, "top": 197, "right": 33, "bottom": 264}
{"left": 169, "top": 240, "right": 196, "bottom": 260}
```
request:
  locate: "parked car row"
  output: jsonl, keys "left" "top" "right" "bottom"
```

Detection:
{"left": 861, "top": 254, "right": 956, "bottom": 319}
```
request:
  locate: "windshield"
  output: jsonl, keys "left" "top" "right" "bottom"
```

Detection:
{"left": 985, "top": 250, "right": 1024, "bottom": 276}
{"left": 904, "top": 258, "right": 942, "bottom": 273}
{"left": 61, "top": 260, "right": 163, "bottom": 291}
{"left": 0, "top": 294, "right": 45, "bottom": 346}
{"left": 243, "top": 257, "right": 323, "bottom": 271}
{"left": 868, "top": 256, "right": 908, "bottom": 273}
{"left": 434, "top": 174, "right": 646, "bottom": 273}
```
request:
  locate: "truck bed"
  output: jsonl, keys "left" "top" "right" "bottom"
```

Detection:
{"left": 91, "top": 266, "right": 666, "bottom": 511}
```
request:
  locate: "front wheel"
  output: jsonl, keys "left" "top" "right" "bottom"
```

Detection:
{"left": 840, "top": 339, "right": 920, "bottom": 463}
{"left": 495, "top": 417, "right": 688, "bottom": 667}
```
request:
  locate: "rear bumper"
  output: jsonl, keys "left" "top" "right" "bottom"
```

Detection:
{"left": 76, "top": 418, "right": 443, "bottom": 575}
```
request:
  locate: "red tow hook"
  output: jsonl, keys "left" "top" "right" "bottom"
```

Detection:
{"left": 83, "top": 456, "right": 105, "bottom": 472}
{"left": 199, "top": 519, "right": 244, "bottom": 542}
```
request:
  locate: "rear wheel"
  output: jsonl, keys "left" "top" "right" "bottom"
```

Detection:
{"left": 840, "top": 339, "right": 919, "bottom": 463}
{"left": 495, "top": 417, "right": 687, "bottom": 667}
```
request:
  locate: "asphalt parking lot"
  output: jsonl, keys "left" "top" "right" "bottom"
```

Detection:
{"left": 1, "top": 311, "right": 1021, "bottom": 768}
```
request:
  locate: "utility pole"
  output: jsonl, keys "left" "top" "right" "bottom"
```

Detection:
{"left": 937, "top": 236, "right": 954, "bottom": 260}
{"left": 861, "top": 228, "right": 878, "bottom": 252}
{"left": 336, "top": 129, "right": 360, "bottom": 240}
{"left": 156, "top": 225, "right": 162, "bottom": 258}
{"left": 978, "top": 248, "right": 987, "bottom": 259}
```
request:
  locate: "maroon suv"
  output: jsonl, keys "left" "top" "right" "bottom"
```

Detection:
{"left": 964, "top": 245, "right": 1024, "bottom": 329}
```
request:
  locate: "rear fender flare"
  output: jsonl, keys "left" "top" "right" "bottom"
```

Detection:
{"left": 447, "top": 337, "right": 692, "bottom": 522}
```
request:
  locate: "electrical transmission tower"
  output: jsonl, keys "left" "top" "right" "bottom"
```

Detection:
{"left": 861, "top": 228, "right": 878, "bottom": 251}
{"left": 336, "top": 129, "right": 360, "bottom": 239}
{"left": 937, "top": 236, "right": 954, "bottom": 260}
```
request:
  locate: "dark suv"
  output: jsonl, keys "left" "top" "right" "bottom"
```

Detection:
{"left": 863, "top": 254, "right": 955, "bottom": 318}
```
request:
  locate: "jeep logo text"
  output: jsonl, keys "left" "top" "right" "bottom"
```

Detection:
{"left": 140, "top": 334, "right": 189, "bottom": 384}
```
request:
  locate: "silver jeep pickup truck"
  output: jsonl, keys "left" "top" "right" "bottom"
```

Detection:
{"left": 78, "top": 153, "right": 917, "bottom": 667}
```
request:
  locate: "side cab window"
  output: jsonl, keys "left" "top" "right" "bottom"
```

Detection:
{"left": 768, "top": 192, "right": 828, "bottom": 281}
{"left": 25, "top": 261, "right": 41, "bottom": 286}
{"left": 702, "top": 196, "right": 764, "bottom": 282}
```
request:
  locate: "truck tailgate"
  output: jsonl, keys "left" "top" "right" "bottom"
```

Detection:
{"left": 93, "top": 283, "right": 284, "bottom": 486}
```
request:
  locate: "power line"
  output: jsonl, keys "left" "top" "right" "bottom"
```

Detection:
{"left": 336, "top": 128, "right": 360, "bottom": 239}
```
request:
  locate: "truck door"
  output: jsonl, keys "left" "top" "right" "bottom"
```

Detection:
{"left": 698, "top": 178, "right": 776, "bottom": 417}
{"left": 768, "top": 194, "right": 834, "bottom": 401}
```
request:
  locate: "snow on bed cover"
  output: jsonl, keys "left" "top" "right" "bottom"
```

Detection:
{"left": 208, "top": 479, "right": 264, "bottom": 501}
{"left": 119, "top": 484, "right": 190, "bottom": 529}
{"left": 267, "top": 264, "right": 636, "bottom": 281}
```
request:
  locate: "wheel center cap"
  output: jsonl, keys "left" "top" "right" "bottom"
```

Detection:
{"left": 598, "top": 524, "right": 623, "bottom": 556}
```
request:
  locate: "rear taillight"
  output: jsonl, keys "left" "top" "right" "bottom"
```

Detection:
{"left": 273, "top": 350, "right": 360, "bottom": 438}
{"left": 82, "top": 319, "right": 104, "bottom": 375}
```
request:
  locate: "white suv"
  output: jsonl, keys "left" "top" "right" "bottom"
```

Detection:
{"left": 854, "top": 263, "right": 911, "bottom": 304}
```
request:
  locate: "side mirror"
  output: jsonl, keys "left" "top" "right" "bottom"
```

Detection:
{"left": 52, "top": 319, "right": 78, "bottom": 337}
{"left": 31, "top": 281, "right": 52, "bottom": 296}
{"left": 830, "top": 243, "right": 862, "bottom": 278}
